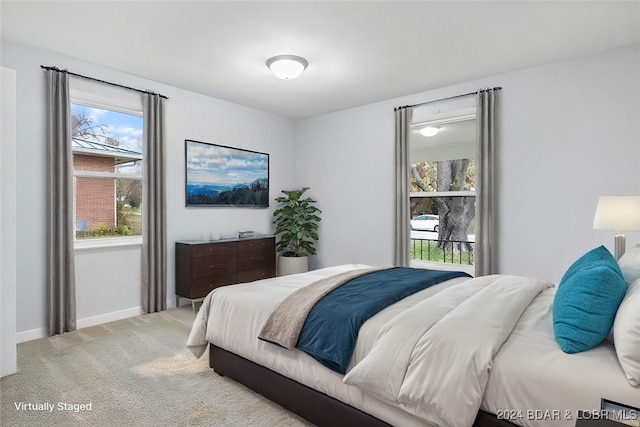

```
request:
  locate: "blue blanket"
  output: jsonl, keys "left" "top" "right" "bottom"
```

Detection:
{"left": 295, "top": 267, "right": 471, "bottom": 374}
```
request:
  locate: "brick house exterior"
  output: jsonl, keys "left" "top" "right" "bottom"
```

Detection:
{"left": 73, "top": 154, "right": 116, "bottom": 230}
{"left": 72, "top": 139, "right": 142, "bottom": 231}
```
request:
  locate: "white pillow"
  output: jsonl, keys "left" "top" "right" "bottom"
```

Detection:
{"left": 613, "top": 278, "right": 640, "bottom": 387}
{"left": 618, "top": 244, "right": 640, "bottom": 285}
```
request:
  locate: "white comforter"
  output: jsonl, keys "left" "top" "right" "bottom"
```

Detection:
{"left": 187, "top": 264, "right": 640, "bottom": 427}
{"left": 343, "top": 274, "right": 552, "bottom": 427}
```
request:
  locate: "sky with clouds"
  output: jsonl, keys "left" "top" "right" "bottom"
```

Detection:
{"left": 71, "top": 103, "right": 143, "bottom": 152}
{"left": 186, "top": 140, "right": 268, "bottom": 186}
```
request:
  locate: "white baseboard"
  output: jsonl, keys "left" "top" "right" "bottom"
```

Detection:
{"left": 16, "top": 328, "right": 47, "bottom": 343}
{"left": 16, "top": 306, "right": 143, "bottom": 343}
{"left": 76, "top": 307, "right": 142, "bottom": 330}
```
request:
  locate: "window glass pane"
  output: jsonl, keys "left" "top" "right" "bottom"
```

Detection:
{"left": 410, "top": 196, "right": 475, "bottom": 265}
{"left": 116, "top": 178, "right": 143, "bottom": 236}
{"left": 75, "top": 177, "right": 142, "bottom": 239}
{"left": 71, "top": 103, "right": 143, "bottom": 239}
{"left": 71, "top": 103, "right": 143, "bottom": 176}
{"left": 410, "top": 158, "right": 476, "bottom": 193}
{"left": 71, "top": 103, "right": 142, "bottom": 151}
{"left": 408, "top": 104, "right": 477, "bottom": 268}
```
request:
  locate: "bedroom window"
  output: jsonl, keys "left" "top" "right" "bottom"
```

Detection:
{"left": 409, "top": 105, "right": 477, "bottom": 268}
{"left": 70, "top": 102, "right": 143, "bottom": 243}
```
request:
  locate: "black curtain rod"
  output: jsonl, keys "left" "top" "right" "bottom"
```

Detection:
{"left": 402, "top": 87, "right": 502, "bottom": 109}
{"left": 41, "top": 65, "right": 169, "bottom": 100}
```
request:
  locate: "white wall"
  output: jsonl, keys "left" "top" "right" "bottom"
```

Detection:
{"left": 1, "top": 66, "right": 17, "bottom": 376}
{"left": 1, "top": 41, "right": 296, "bottom": 338}
{"left": 295, "top": 44, "right": 640, "bottom": 283}
{"left": 2, "top": 40, "right": 638, "bottom": 340}
{"left": 292, "top": 101, "right": 397, "bottom": 270}
{"left": 74, "top": 245, "right": 142, "bottom": 329}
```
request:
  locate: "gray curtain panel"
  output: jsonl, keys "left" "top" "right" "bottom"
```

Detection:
{"left": 394, "top": 106, "right": 412, "bottom": 266}
{"left": 475, "top": 89, "right": 499, "bottom": 276}
{"left": 45, "top": 69, "right": 76, "bottom": 336}
{"left": 141, "top": 93, "right": 167, "bottom": 313}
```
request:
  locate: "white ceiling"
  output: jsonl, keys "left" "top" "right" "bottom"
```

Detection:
{"left": 2, "top": 1, "right": 639, "bottom": 119}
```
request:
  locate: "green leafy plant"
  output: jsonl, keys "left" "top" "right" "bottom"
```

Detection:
{"left": 76, "top": 224, "right": 132, "bottom": 239}
{"left": 273, "top": 187, "right": 321, "bottom": 257}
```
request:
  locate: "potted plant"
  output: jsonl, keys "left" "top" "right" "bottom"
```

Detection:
{"left": 272, "top": 187, "right": 321, "bottom": 275}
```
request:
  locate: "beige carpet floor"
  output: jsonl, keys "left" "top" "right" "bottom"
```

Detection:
{"left": 0, "top": 306, "right": 312, "bottom": 427}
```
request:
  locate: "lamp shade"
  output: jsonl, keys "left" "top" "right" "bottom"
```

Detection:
{"left": 266, "top": 55, "right": 308, "bottom": 80}
{"left": 593, "top": 196, "right": 640, "bottom": 231}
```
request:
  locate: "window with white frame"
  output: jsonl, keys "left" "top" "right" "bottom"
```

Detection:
{"left": 409, "top": 103, "right": 477, "bottom": 267}
{"left": 70, "top": 102, "right": 143, "bottom": 241}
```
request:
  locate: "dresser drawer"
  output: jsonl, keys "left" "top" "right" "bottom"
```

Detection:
{"left": 238, "top": 237, "right": 274, "bottom": 253}
{"left": 238, "top": 237, "right": 275, "bottom": 269}
{"left": 192, "top": 252, "right": 237, "bottom": 280}
{"left": 190, "top": 274, "right": 238, "bottom": 298}
{"left": 237, "top": 253, "right": 273, "bottom": 270}
{"left": 192, "top": 241, "right": 237, "bottom": 259}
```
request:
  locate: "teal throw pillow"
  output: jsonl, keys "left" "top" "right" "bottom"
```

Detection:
{"left": 553, "top": 246, "right": 626, "bottom": 354}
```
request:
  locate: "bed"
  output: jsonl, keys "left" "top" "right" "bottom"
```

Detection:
{"left": 187, "top": 252, "right": 640, "bottom": 427}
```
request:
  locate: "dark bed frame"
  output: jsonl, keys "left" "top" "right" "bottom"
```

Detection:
{"left": 210, "top": 344, "right": 515, "bottom": 427}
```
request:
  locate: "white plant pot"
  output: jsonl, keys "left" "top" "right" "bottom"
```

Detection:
{"left": 278, "top": 255, "right": 309, "bottom": 276}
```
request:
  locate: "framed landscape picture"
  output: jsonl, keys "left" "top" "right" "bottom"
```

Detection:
{"left": 185, "top": 139, "right": 269, "bottom": 207}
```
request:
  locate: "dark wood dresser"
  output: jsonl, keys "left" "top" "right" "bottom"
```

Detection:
{"left": 175, "top": 235, "right": 276, "bottom": 310}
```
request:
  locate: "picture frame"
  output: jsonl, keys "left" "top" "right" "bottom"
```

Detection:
{"left": 185, "top": 139, "right": 269, "bottom": 207}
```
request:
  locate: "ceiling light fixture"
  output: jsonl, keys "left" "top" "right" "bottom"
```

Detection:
{"left": 266, "top": 55, "right": 308, "bottom": 80}
{"left": 419, "top": 126, "right": 440, "bottom": 137}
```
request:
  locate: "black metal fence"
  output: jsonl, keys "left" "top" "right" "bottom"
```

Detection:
{"left": 410, "top": 238, "right": 474, "bottom": 265}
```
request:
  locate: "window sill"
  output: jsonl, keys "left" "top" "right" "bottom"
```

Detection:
{"left": 74, "top": 236, "right": 143, "bottom": 252}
